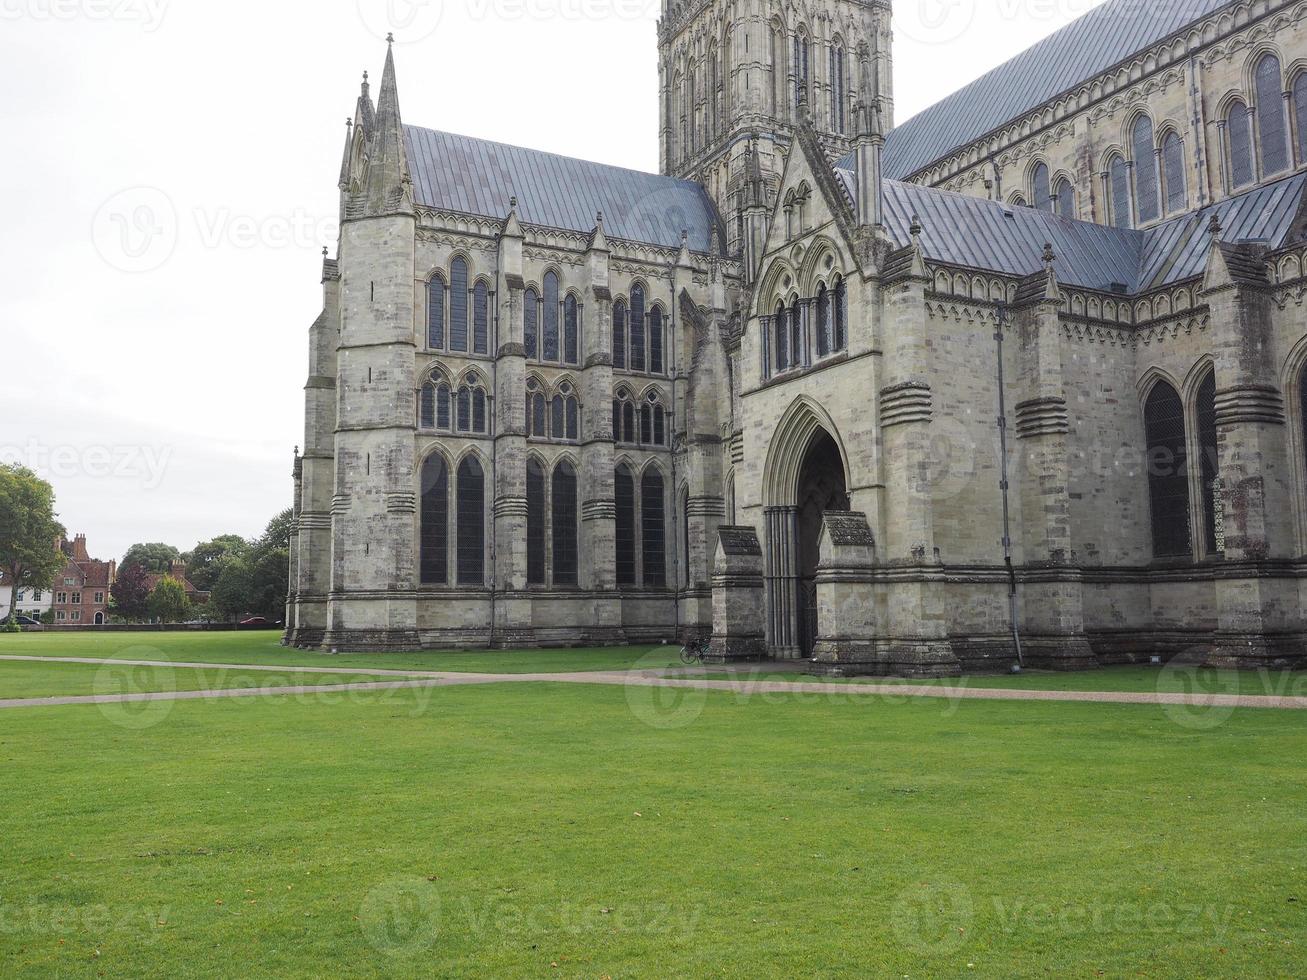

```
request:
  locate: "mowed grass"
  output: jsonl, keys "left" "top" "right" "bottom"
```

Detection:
{"left": 0, "top": 674, "right": 1304, "bottom": 977}
{"left": 699, "top": 665, "right": 1307, "bottom": 699}
{"left": 0, "top": 631, "right": 681, "bottom": 675}
{"left": 0, "top": 660, "right": 426, "bottom": 701}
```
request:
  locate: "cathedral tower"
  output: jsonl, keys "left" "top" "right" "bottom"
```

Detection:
{"left": 657, "top": 0, "right": 892, "bottom": 272}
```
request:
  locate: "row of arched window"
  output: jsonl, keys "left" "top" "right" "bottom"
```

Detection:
{"left": 419, "top": 373, "right": 489, "bottom": 435}
{"left": 527, "top": 459, "right": 579, "bottom": 587}
{"left": 527, "top": 379, "right": 581, "bottom": 442}
{"left": 760, "top": 277, "right": 849, "bottom": 380}
{"left": 428, "top": 258, "right": 491, "bottom": 356}
{"left": 1220, "top": 52, "right": 1307, "bottom": 194}
{"left": 524, "top": 272, "right": 580, "bottom": 366}
{"left": 1143, "top": 370, "right": 1222, "bottom": 561}
{"left": 613, "top": 389, "right": 670, "bottom": 447}
{"left": 419, "top": 453, "right": 486, "bottom": 586}
{"left": 613, "top": 283, "right": 667, "bottom": 375}
{"left": 616, "top": 464, "right": 666, "bottom": 587}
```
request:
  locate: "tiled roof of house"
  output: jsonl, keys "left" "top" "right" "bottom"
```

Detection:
{"left": 405, "top": 126, "right": 724, "bottom": 252}
{"left": 881, "top": 0, "right": 1235, "bottom": 180}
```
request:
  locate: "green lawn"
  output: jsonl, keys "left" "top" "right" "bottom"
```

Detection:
{"left": 0, "top": 631, "right": 681, "bottom": 675}
{"left": 698, "top": 665, "right": 1307, "bottom": 698}
{"left": 0, "top": 665, "right": 1305, "bottom": 976}
{"left": 0, "top": 660, "right": 421, "bottom": 701}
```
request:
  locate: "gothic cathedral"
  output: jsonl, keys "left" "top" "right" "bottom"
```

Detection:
{"left": 289, "top": 0, "right": 1307, "bottom": 674}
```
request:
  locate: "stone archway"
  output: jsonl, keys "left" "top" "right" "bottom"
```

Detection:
{"left": 761, "top": 399, "right": 852, "bottom": 659}
{"left": 795, "top": 433, "right": 850, "bottom": 656}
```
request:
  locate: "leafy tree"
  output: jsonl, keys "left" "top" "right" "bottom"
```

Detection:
{"left": 147, "top": 577, "right": 190, "bottom": 624}
{"left": 208, "top": 557, "right": 254, "bottom": 622}
{"left": 258, "top": 509, "right": 293, "bottom": 552}
{"left": 121, "top": 542, "right": 181, "bottom": 575}
{"left": 249, "top": 546, "right": 290, "bottom": 619}
{"left": 110, "top": 563, "right": 153, "bottom": 623}
{"left": 186, "top": 534, "right": 250, "bottom": 593}
{"left": 0, "top": 465, "right": 67, "bottom": 625}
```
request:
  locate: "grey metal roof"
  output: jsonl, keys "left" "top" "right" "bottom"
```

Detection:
{"left": 834, "top": 160, "right": 1306, "bottom": 293}
{"left": 881, "top": 0, "right": 1234, "bottom": 181}
{"left": 405, "top": 125, "right": 721, "bottom": 251}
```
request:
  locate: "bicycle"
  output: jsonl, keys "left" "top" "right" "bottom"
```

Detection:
{"left": 679, "top": 637, "right": 711, "bottom": 665}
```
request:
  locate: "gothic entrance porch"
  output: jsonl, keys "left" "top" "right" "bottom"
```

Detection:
{"left": 763, "top": 401, "right": 851, "bottom": 659}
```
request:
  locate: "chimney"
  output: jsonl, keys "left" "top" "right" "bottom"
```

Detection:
{"left": 71, "top": 534, "right": 90, "bottom": 562}
{"left": 170, "top": 559, "right": 187, "bottom": 579}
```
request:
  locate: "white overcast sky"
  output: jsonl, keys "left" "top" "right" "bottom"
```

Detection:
{"left": 0, "top": 0, "right": 1108, "bottom": 562}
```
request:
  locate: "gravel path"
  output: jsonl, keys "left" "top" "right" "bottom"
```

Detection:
{"left": 1, "top": 656, "right": 1304, "bottom": 712}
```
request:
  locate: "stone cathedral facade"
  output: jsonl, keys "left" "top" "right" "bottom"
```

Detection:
{"left": 289, "top": 0, "right": 1307, "bottom": 673}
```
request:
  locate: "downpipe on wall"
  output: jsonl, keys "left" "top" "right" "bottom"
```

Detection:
{"left": 995, "top": 304, "right": 1025, "bottom": 672}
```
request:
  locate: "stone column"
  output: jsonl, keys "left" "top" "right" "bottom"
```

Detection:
{"left": 708, "top": 527, "right": 767, "bottom": 663}
{"left": 1201, "top": 241, "right": 1302, "bottom": 667}
{"left": 1011, "top": 261, "right": 1095, "bottom": 670}
{"left": 878, "top": 237, "right": 960, "bottom": 674}
{"left": 809, "top": 512, "right": 878, "bottom": 675}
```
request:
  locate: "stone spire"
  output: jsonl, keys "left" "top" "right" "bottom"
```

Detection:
{"left": 338, "top": 118, "right": 354, "bottom": 192}
{"left": 363, "top": 37, "right": 413, "bottom": 217}
{"left": 589, "top": 210, "right": 609, "bottom": 253}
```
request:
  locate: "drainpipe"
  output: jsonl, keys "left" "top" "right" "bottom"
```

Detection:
{"left": 995, "top": 303, "right": 1024, "bottom": 669}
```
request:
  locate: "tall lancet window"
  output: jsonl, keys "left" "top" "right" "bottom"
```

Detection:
{"left": 419, "top": 454, "right": 449, "bottom": 585}
{"left": 456, "top": 456, "right": 485, "bottom": 584}
{"left": 552, "top": 462, "right": 579, "bottom": 586}
{"left": 526, "top": 458, "right": 546, "bottom": 586}
{"left": 1144, "top": 381, "right": 1192, "bottom": 560}
{"left": 472, "top": 281, "right": 489, "bottom": 355}
{"left": 630, "top": 284, "right": 647, "bottom": 373}
{"left": 1256, "top": 53, "right": 1289, "bottom": 175}
{"left": 524, "top": 287, "right": 539, "bottom": 361}
{"left": 450, "top": 257, "right": 469, "bottom": 352}
{"left": 427, "top": 275, "right": 446, "bottom": 349}
{"left": 1132, "top": 115, "right": 1159, "bottom": 224}
{"left": 542, "top": 271, "right": 560, "bottom": 362}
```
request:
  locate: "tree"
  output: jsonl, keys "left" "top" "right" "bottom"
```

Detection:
{"left": 186, "top": 534, "right": 250, "bottom": 593}
{"left": 147, "top": 577, "right": 190, "bottom": 624}
{"left": 208, "top": 557, "right": 253, "bottom": 622}
{"left": 110, "top": 563, "right": 153, "bottom": 623}
{"left": 0, "top": 465, "right": 67, "bottom": 625}
{"left": 258, "top": 509, "right": 293, "bottom": 552}
{"left": 121, "top": 542, "right": 181, "bottom": 575}
{"left": 249, "top": 546, "right": 290, "bottom": 619}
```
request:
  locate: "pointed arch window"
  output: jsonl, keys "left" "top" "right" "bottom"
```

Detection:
{"left": 615, "top": 465, "right": 637, "bottom": 586}
{"left": 526, "top": 379, "right": 547, "bottom": 438}
{"left": 525, "top": 459, "right": 546, "bottom": 588}
{"left": 612, "top": 300, "right": 628, "bottom": 371}
{"left": 420, "top": 454, "right": 449, "bottom": 585}
{"left": 794, "top": 33, "right": 810, "bottom": 110}
{"left": 789, "top": 298, "right": 802, "bottom": 368}
{"left": 830, "top": 44, "right": 846, "bottom": 133}
{"left": 1108, "top": 154, "right": 1132, "bottom": 229}
{"left": 450, "top": 257, "right": 469, "bottom": 352}
{"left": 524, "top": 287, "right": 539, "bottom": 361}
{"left": 437, "top": 383, "right": 451, "bottom": 429}
{"left": 551, "top": 396, "right": 566, "bottom": 440}
{"left": 834, "top": 277, "right": 847, "bottom": 351}
{"left": 640, "top": 400, "right": 653, "bottom": 445}
{"left": 649, "top": 305, "right": 665, "bottom": 375}
{"left": 816, "top": 283, "right": 832, "bottom": 358}
{"left": 1032, "top": 163, "right": 1052, "bottom": 212}
{"left": 542, "top": 271, "right": 560, "bottom": 362}
{"left": 1197, "top": 370, "right": 1222, "bottom": 556}
{"left": 552, "top": 462, "right": 579, "bottom": 586}
{"left": 1228, "top": 102, "right": 1255, "bottom": 189}
{"left": 612, "top": 390, "right": 637, "bottom": 444}
{"left": 472, "top": 281, "right": 490, "bottom": 355}
{"left": 1144, "top": 381, "right": 1192, "bottom": 560}
{"left": 641, "top": 468, "right": 666, "bottom": 587}
{"left": 526, "top": 458, "right": 546, "bottom": 586}
{"left": 630, "top": 284, "right": 647, "bottom": 373}
{"left": 456, "top": 387, "right": 471, "bottom": 433}
{"left": 420, "top": 382, "right": 436, "bottom": 429}
{"left": 456, "top": 456, "right": 485, "bottom": 584}
{"left": 774, "top": 300, "right": 789, "bottom": 371}
{"left": 427, "top": 276, "right": 446, "bottom": 349}
{"left": 1294, "top": 73, "right": 1307, "bottom": 164}
{"left": 561, "top": 384, "right": 580, "bottom": 441}
{"left": 1053, "top": 178, "right": 1074, "bottom": 219}
{"left": 564, "top": 295, "right": 580, "bottom": 365}
{"left": 1162, "top": 132, "right": 1187, "bottom": 214}
{"left": 1132, "top": 116, "right": 1159, "bottom": 224}
{"left": 420, "top": 375, "right": 453, "bottom": 431}
{"left": 1256, "top": 53, "right": 1289, "bottom": 175}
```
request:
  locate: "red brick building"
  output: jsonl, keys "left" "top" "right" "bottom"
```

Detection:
{"left": 51, "top": 535, "right": 116, "bottom": 626}
{"left": 144, "top": 560, "right": 208, "bottom": 607}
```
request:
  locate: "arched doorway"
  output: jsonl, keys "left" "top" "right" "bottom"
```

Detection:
{"left": 795, "top": 432, "right": 850, "bottom": 655}
{"left": 94, "top": 612, "right": 105, "bottom": 626}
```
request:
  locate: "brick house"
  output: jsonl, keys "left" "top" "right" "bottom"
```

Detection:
{"left": 51, "top": 535, "right": 116, "bottom": 626}
{"left": 144, "top": 560, "right": 208, "bottom": 608}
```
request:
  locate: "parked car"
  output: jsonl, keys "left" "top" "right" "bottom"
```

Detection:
{"left": 239, "top": 616, "right": 269, "bottom": 628}
{"left": 16, "top": 616, "right": 44, "bottom": 630}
